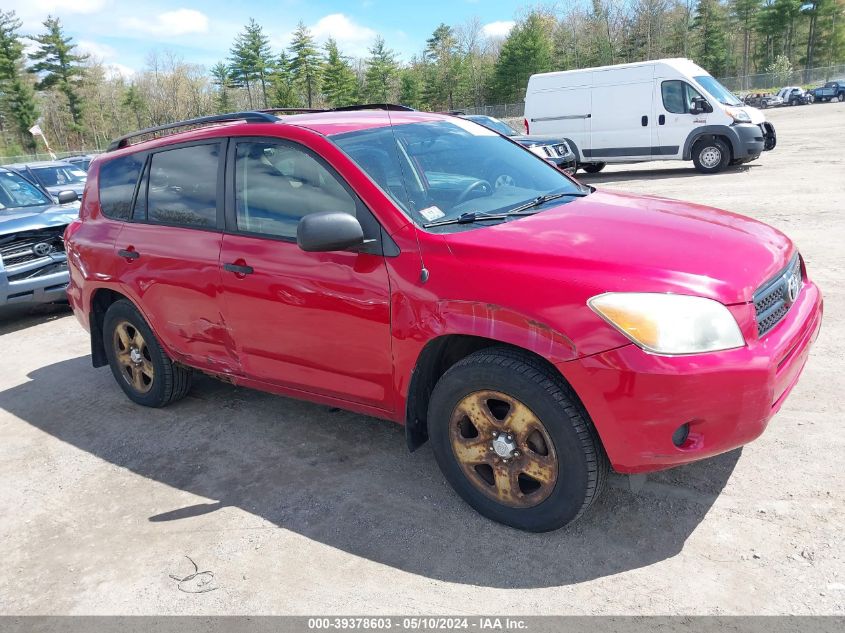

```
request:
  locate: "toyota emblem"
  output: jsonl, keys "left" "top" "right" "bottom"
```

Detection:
{"left": 32, "top": 242, "right": 54, "bottom": 257}
{"left": 786, "top": 271, "right": 800, "bottom": 305}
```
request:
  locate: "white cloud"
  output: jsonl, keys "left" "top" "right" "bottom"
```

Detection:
{"left": 104, "top": 63, "right": 136, "bottom": 79}
{"left": 77, "top": 39, "right": 116, "bottom": 60}
{"left": 309, "top": 13, "right": 377, "bottom": 56}
{"left": 482, "top": 20, "right": 515, "bottom": 39}
{"left": 124, "top": 9, "right": 209, "bottom": 37}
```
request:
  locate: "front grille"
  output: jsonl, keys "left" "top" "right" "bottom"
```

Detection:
{"left": 542, "top": 146, "right": 552, "bottom": 157}
{"left": 0, "top": 227, "right": 66, "bottom": 269}
{"left": 753, "top": 254, "right": 802, "bottom": 337}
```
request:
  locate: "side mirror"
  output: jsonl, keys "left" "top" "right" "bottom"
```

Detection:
{"left": 297, "top": 212, "right": 365, "bottom": 253}
{"left": 690, "top": 97, "right": 711, "bottom": 115}
{"left": 57, "top": 190, "right": 78, "bottom": 204}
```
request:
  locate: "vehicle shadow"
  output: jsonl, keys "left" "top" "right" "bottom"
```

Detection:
{"left": 0, "top": 355, "right": 741, "bottom": 589}
{"left": 0, "top": 302, "right": 71, "bottom": 337}
{"left": 578, "top": 164, "right": 757, "bottom": 185}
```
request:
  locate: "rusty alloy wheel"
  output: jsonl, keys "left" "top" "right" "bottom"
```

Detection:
{"left": 449, "top": 389, "right": 557, "bottom": 508}
{"left": 112, "top": 320, "right": 155, "bottom": 394}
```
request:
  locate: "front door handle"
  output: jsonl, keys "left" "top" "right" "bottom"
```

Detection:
{"left": 641, "top": 115, "right": 649, "bottom": 126}
{"left": 223, "top": 262, "right": 254, "bottom": 275}
{"left": 659, "top": 114, "right": 666, "bottom": 125}
{"left": 118, "top": 248, "right": 140, "bottom": 260}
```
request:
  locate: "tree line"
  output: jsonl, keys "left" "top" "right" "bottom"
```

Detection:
{"left": 1, "top": 1, "right": 843, "bottom": 156}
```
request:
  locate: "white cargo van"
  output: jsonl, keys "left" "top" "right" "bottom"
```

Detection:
{"left": 524, "top": 58, "right": 776, "bottom": 174}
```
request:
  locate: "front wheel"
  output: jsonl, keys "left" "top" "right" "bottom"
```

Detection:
{"left": 692, "top": 138, "right": 730, "bottom": 174}
{"left": 428, "top": 348, "right": 608, "bottom": 532}
{"left": 103, "top": 299, "right": 193, "bottom": 407}
{"left": 581, "top": 162, "right": 606, "bottom": 174}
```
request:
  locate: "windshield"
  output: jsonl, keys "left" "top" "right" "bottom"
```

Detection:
{"left": 464, "top": 115, "right": 518, "bottom": 137}
{"left": 0, "top": 170, "right": 52, "bottom": 209}
{"left": 31, "top": 165, "right": 87, "bottom": 187}
{"left": 331, "top": 119, "right": 583, "bottom": 231}
{"left": 694, "top": 75, "right": 743, "bottom": 106}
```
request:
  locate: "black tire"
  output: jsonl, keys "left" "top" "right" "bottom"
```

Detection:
{"left": 103, "top": 299, "right": 193, "bottom": 407}
{"left": 692, "top": 137, "right": 731, "bottom": 174}
{"left": 427, "top": 347, "right": 608, "bottom": 532}
{"left": 582, "top": 162, "right": 606, "bottom": 174}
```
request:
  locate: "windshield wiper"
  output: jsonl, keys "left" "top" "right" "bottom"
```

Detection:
{"left": 423, "top": 190, "right": 590, "bottom": 228}
{"left": 506, "top": 190, "right": 589, "bottom": 215}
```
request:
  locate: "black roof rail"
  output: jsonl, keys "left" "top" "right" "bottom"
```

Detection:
{"left": 106, "top": 111, "right": 280, "bottom": 152}
{"left": 329, "top": 103, "right": 416, "bottom": 112}
{"left": 258, "top": 108, "right": 326, "bottom": 115}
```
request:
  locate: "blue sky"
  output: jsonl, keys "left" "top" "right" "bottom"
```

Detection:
{"left": 6, "top": 0, "right": 522, "bottom": 77}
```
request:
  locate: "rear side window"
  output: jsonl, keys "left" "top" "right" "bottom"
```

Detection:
{"left": 99, "top": 154, "right": 144, "bottom": 220}
{"left": 148, "top": 144, "right": 220, "bottom": 228}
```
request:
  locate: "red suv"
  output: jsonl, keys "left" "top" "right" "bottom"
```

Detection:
{"left": 65, "top": 106, "right": 822, "bottom": 532}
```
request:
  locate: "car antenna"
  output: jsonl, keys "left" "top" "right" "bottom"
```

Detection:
{"left": 384, "top": 106, "right": 429, "bottom": 283}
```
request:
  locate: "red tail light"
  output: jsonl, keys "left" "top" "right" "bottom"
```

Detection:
{"left": 524, "top": 118, "right": 529, "bottom": 134}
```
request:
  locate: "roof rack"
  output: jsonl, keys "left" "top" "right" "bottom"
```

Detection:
{"left": 259, "top": 108, "right": 325, "bottom": 115}
{"left": 106, "top": 111, "right": 280, "bottom": 152}
{"left": 330, "top": 103, "right": 415, "bottom": 112}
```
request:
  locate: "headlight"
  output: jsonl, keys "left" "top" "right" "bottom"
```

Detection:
{"left": 529, "top": 145, "right": 547, "bottom": 157}
{"left": 725, "top": 107, "right": 751, "bottom": 123}
{"left": 588, "top": 292, "right": 745, "bottom": 355}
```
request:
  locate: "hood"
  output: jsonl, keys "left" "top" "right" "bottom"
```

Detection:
{"left": 444, "top": 190, "right": 792, "bottom": 305}
{"left": 743, "top": 106, "right": 766, "bottom": 125}
{"left": 0, "top": 203, "right": 80, "bottom": 235}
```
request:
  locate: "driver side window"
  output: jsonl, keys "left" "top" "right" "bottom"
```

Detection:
{"left": 662, "top": 80, "right": 706, "bottom": 114}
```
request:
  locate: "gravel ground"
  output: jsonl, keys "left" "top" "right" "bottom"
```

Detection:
{"left": 0, "top": 103, "right": 842, "bottom": 615}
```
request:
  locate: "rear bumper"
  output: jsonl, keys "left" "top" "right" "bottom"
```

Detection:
{"left": 0, "top": 255, "right": 69, "bottom": 305}
{"left": 559, "top": 281, "right": 823, "bottom": 474}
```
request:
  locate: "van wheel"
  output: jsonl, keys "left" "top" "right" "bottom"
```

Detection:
{"left": 582, "top": 162, "right": 606, "bottom": 174}
{"left": 427, "top": 347, "right": 608, "bottom": 532}
{"left": 692, "top": 138, "right": 730, "bottom": 174}
{"left": 103, "top": 300, "right": 193, "bottom": 407}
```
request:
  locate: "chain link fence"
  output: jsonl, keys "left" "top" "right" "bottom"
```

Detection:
{"left": 459, "top": 63, "right": 845, "bottom": 118}
{"left": 0, "top": 149, "right": 101, "bottom": 166}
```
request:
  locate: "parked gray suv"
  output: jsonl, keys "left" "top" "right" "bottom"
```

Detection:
{"left": 0, "top": 167, "right": 79, "bottom": 306}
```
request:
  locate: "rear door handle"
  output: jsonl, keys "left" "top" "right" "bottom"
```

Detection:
{"left": 223, "top": 262, "right": 254, "bottom": 275}
{"left": 118, "top": 249, "right": 140, "bottom": 260}
{"left": 641, "top": 115, "right": 649, "bottom": 126}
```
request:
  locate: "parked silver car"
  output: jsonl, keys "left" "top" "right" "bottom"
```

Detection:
{"left": 0, "top": 167, "right": 79, "bottom": 306}
{"left": 2, "top": 161, "right": 87, "bottom": 202}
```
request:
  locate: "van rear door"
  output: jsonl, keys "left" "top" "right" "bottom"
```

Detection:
{"left": 588, "top": 65, "right": 656, "bottom": 162}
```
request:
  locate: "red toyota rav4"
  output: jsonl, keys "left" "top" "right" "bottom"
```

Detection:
{"left": 65, "top": 106, "right": 822, "bottom": 532}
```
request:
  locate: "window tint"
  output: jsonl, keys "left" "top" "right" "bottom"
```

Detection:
{"left": 99, "top": 154, "right": 144, "bottom": 220}
{"left": 148, "top": 144, "right": 219, "bottom": 228}
{"left": 234, "top": 141, "right": 356, "bottom": 239}
{"left": 661, "top": 80, "right": 706, "bottom": 114}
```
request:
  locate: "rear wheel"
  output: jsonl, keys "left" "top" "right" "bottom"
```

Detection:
{"left": 692, "top": 138, "right": 730, "bottom": 174}
{"left": 581, "top": 162, "right": 606, "bottom": 174}
{"left": 103, "top": 300, "right": 193, "bottom": 407}
{"left": 428, "top": 347, "right": 608, "bottom": 532}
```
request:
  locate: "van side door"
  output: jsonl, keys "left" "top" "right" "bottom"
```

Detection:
{"left": 655, "top": 80, "right": 712, "bottom": 159}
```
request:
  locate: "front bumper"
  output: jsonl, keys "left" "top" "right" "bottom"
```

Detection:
{"left": 0, "top": 253, "right": 70, "bottom": 305}
{"left": 559, "top": 280, "right": 822, "bottom": 473}
{"left": 546, "top": 152, "right": 577, "bottom": 174}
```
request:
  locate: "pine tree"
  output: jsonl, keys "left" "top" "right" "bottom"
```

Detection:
{"left": 424, "top": 23, "right": 459, "bottom": 110}
{"left": 122, "top": 83, "right": 145, "bottom": 128}
{"left": 0, "top": 10, "right": 39, "bottom": 151}
{"left": 289, "top": 22, "right": 322, "bottom": 108}
{"left": 730, "top": 0, "right": 761, "bottom": 87}
{"left": 210, "top": 61, "right": 232, "bottom": 112}
{"left": 398, "top": 69, "right": 422, "bottom": 109}
{"left": 364, "top": 37, "right": 399, "bottom": 102}
{"left": 690, "top": 0, "right": 730, "bottom": 76}
{"left": 490, "top": 13, "right": 554, "bottom": 103}
{"left": 321, "top": 38, "right": 358, "bottom": 107}
{"left": 270, "top": 50, "right": 299, "bottom": 107}
{"left": 27, "top": 16, "right": 88, "bottom": 131}
{"left": 229, "top": 19, "right": 273, "bottom": 108}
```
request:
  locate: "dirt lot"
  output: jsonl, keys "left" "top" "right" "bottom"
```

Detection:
{"left": 0, "top": 103, "right": 843, "bottom": 616}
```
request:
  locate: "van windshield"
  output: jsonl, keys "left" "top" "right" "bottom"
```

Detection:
{"left": 694, "top": 75, "right": 743, "bottom": 106}
{"left": 331, "top": 119, "right": 584, "bottom": 231}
